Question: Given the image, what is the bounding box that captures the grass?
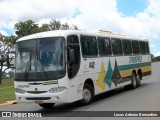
[0,79,15,104]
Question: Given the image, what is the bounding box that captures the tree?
[14,19,79,38]
[3,35,17,45]
[155,56,160,61]
[0,33,14,84]
[49,19,61,30]
[69,24,79,30]
[61,22,69,30]
[8,70,14,78]
[151,54,155,62]
[39,23,50,32]
[14,20,39,38]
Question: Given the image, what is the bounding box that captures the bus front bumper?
[15,89,70,104]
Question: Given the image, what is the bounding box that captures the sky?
[0,0,160,56]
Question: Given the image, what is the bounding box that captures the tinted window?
[81,36,97,56]
[67,35,79,44]
[146,42,150,54]
[97,37,111,56]
[139,41,147,54]
[111,38,123,55]
[132,40,140,54]
[122,39,132,55]
[67,35,80,79]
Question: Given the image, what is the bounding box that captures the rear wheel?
[38,103,55,109]
[136,74,141,87]
[80,84,94,105]
[130,73,137,89]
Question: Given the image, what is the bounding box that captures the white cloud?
[0,0,160,46]
[0,0,77,21]
[0,30,9,36]
[147,0,160,16]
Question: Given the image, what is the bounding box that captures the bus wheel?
[130,73,137,89]
[136,74,141,87]
[80,84,94,105]
[38,103,55,109]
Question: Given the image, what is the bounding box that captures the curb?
[0,100,17,107]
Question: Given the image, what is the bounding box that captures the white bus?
[9,30,151,109]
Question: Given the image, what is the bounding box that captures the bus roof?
[17,30,148,42]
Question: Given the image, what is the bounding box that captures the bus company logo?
[129,56,142,63]
[2,112,11,117]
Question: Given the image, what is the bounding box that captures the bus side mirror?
[68,48,75,64]
[6,51,15,69]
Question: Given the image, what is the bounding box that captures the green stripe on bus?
[118,62,151,71]
[43,81,58,85]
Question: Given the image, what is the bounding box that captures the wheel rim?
[133,75,136,86]
[83,89,91,103]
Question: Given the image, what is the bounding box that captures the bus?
[8,30,151,109]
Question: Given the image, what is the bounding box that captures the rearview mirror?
[6,51,15,69]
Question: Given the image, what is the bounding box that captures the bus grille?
[26,91,47,94]
[26,97,51,100]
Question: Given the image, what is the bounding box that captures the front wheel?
[38,103,55,109]
[80,84,94,105]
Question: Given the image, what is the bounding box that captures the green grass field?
[0,79,15,104]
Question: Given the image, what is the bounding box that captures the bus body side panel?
[75,54,151,96]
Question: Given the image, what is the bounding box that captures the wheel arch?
[137,69,142,80]
[84,78,95,95]
[132,70,137,76]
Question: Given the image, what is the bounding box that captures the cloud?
[0,0,160,45]
[0,0,78,21]
[0,30,9,36]
[69,0,160,40]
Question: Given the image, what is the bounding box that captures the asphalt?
[0,62,160,120]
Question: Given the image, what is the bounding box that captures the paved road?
[0,62,160,120]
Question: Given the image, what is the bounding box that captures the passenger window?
[97,37,111,56]
[139,41,147,54]
[111,38,123,55]
[146,42,150,54]
[81,36,97,57]
[122,39,132,55]
[132,41,140,54]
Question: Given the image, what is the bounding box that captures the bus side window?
[81,36,97,57]
[67,35,80,79]
[111,38,123,55]
[139,41,147,54]
[122,39,132,55]
[146,41,150,54]
[97,37,111,56]
[132,40,140,55]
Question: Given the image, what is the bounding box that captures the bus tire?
[38,103,55,109]
[136,74,141,87]
[130,73,137,89]
[80,84,94,105]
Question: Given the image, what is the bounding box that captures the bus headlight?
[49,87,67,93]
[15,88,25,94]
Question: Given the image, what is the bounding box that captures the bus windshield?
[15,37,65,81]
